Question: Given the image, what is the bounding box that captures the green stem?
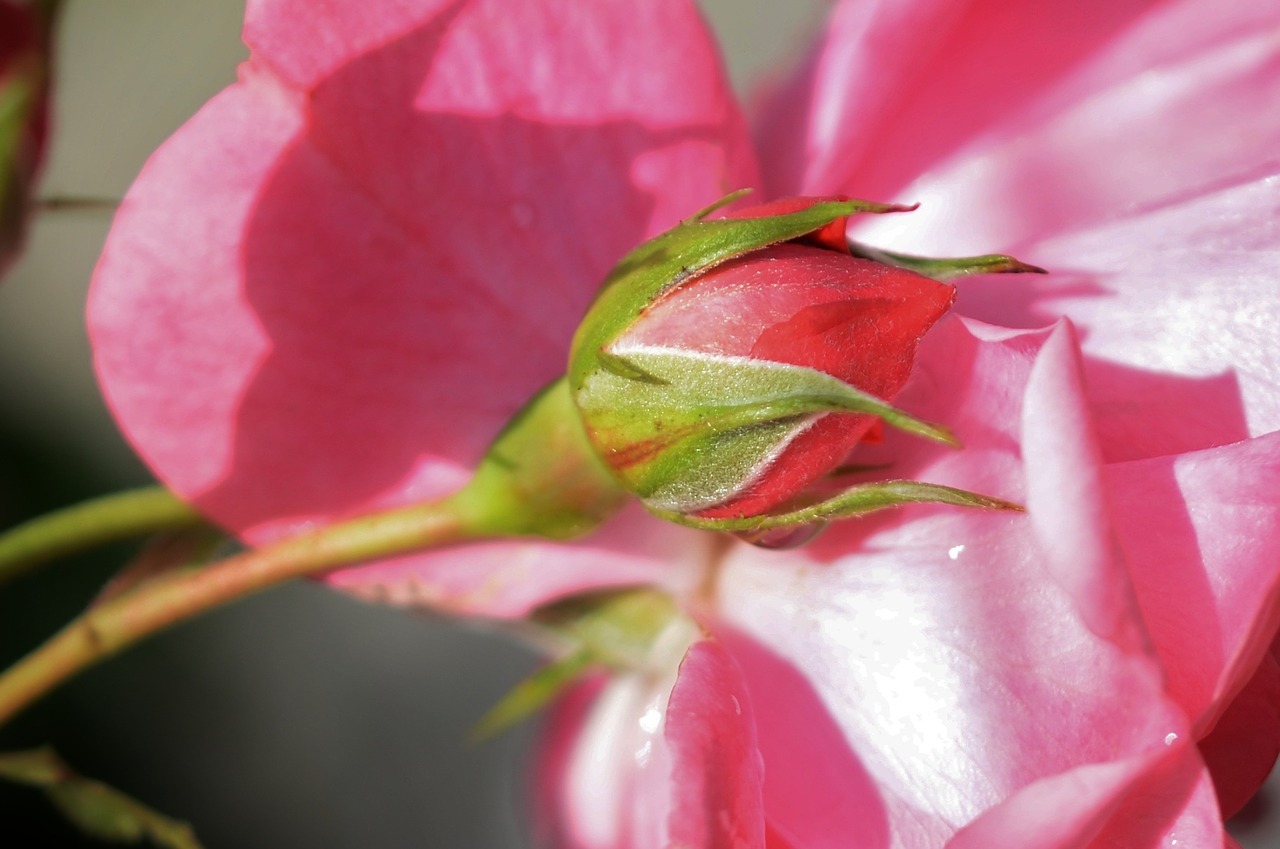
[0,494,479,727]
[0,487,205,588]
[0,377,625,728]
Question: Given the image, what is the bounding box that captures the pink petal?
[958,173,1280,461]
[325,504,712,618]
[715,628,889,849]
[88,0,757,612]
[946,741,1225,849]
[1198,649,1280,818]
[534,635,766,849]
[769,0,1280,459]
[764,0,1280,226]
[714,319,1191,845]
[533,665,675,849]
[1106,431,1280,734]
[665,640,766,849]
[529,674,607,849]
[753,0,968,198]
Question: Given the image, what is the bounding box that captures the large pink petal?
[764,0,1280,226]
[325,504,712,618]
[946,741,1225,849]
[530,674,606,849]
[88,0,757,612]
[533,635,765,849]
[957,173,1280,461]
[1106,431,1280,734]
[715,628,890,849]
[753,0,971,199]
[770,0,1280,459]
[665,640,766,849]
[1198,648,1280,818]
[713,319,1193,845]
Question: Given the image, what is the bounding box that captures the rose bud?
[568,195,1021,536]
[0,0,55,277]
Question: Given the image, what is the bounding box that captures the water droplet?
[739,522,827,550]
[948,544,965,561]
[1164,732,1178,746]
[639,707,662,734]
[731,695,742,716]
[635,740,652,767]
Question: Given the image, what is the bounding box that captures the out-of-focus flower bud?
[0,0,55,277]
[568,195,1017,536]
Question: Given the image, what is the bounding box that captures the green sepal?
[533,587,683,668]
[471,589,682,738]
[569,193,912,391]
[0,747,203,849]
[596,348,668,384]
[683,188,754,223]
[848,242,1047,281]
[469,649,593,742]
[652,479,1023,532]
[445,376,627,539]
[576,347,956,512]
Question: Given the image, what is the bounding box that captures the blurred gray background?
[0,1,1275,847]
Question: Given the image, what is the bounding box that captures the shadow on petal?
[717,625,891,849]
[198,6,749,538]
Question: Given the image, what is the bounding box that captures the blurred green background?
[1,2,1276,847]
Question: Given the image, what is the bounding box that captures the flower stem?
[0,495,477,727]
[0,487,205,588]
[0,377,625,728]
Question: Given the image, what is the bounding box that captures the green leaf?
[848,242,1047,281]
[470,650,593,741]
[471,589,684,738]
[0,747,203,849]
[652,479,1023,532]
[533,588,682,668]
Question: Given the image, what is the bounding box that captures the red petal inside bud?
[0,7,38,59]
[623,243,955,518]
[728,195,854,253]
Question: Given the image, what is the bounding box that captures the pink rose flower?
[758,0,1280,464]
[540,317,1280,847]
[86,0,1280,846]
